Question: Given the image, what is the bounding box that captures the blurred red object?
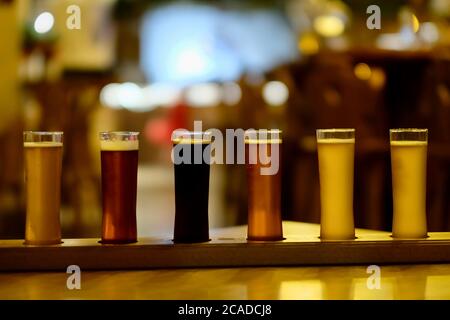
[144,100,188,147]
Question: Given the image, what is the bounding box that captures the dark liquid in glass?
[101,150,138,243]
[173,142,210,243]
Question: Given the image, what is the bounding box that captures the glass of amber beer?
[245,129,283,241]
[317,129,355,240]
[24,131,63,245]
[100,131,139,244]
[390,128,428,239]
[172,130,211,243]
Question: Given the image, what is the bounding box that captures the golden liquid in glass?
[24,142,62,245]
[390,140,427,238]
[317,138,355,240]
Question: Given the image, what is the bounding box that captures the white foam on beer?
[245,139,282,144]
[24,142,63,147]
[172,138,210,144]
[100,140,139,151]
[390,140,427,147]
[317,138,355,144]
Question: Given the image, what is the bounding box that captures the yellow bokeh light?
[412,14,420,33]
[369,68,386,89]
[298,33,319,55]
[314,15,345,38]
[354,63,372,81]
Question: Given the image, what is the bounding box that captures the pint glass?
[245,129,283,241]
[100,131,139,243]
[172,131,211,243]
[24,131,63,245]
[317,129,355,240]
[390,128,428,239]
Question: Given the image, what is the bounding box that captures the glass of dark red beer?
[172,130,211,243]
[100,131,139,244]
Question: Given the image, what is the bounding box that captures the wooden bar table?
[0,222,449,299]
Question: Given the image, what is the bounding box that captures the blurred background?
[0,0,449,239]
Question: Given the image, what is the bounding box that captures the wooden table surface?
[0,222,449,300]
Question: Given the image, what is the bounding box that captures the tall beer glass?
[245,129,283,241]
[24,131,63,245]
[100,132,139,243]
[317,129,355,240]
[390,128,428,239]
[172,131,211,243]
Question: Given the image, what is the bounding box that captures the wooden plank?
[1,222,449,271]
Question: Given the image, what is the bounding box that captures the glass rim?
[316,128,355,133]
[244,129,282,134]
[389,128,428,142]
[171,130,212,143]
[244,129,283,138]
[99,131,139,136]
[23,131,64,136]
[244,129,282,144]
[389,128,428,133]
[316,128,355,141]
[99,131,139,140]
[172,130,211,135]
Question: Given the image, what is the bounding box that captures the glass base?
[172,238,211,244]
[390,234,429,240]
[319,235,357,241]
[247,236,285,241]
[99,239,137,244]
[24,240,63,245]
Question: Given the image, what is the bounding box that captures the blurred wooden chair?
[426,57,450,231]
[0,121,25,238]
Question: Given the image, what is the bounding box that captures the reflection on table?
[0,264,449,300]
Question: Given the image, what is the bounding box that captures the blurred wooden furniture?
[0,121,25,238]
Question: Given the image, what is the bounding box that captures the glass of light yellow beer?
[317,129,355,240]
[390,128,428,239]
[23,131,63,245]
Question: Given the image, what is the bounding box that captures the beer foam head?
[316,138,355,144]
[390,140,427,146]
[244,129,282,144]
[24,141,63,148]
[171,130,211,144]
[23,131,63,147]
[172,138,211,144]
[316,128,355,142]
[245,138,282,144]
[100,132,139,150]
[100,140,139,151]
[390,128,428,144]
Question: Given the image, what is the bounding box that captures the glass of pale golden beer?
[245,129,283,241]
[172,131,211,243]
[317,128,355,240]
[100,131,139,244]
[24,131,63,245]
[390,128,428,239]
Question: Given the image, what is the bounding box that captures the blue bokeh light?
[140,3,298,86]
